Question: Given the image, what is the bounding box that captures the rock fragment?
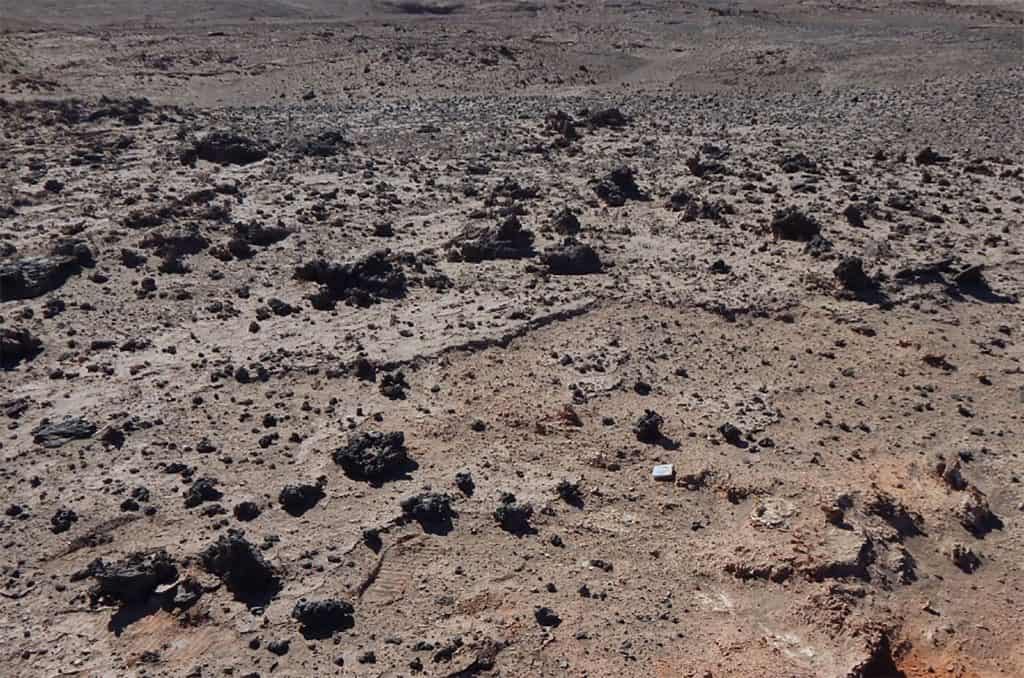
[770,207,821,241]
[292,598,355,637]
[32,417,96,448]
[333,431,413,482]
[593,166,648,207]
[199,530,281,603]
[446,216,535,262]
[0,327,43,368]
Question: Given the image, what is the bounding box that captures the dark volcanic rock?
[379,371,409,400]
[295,250,407,309]
[295,131,350,157]
[333,431,413,482]
[278,479,326,517]
[32,417,96,448]
[183,477,223,508]
[779,152,819,174]
[455,470,475,496]
[0,255,83,301]
[534,606,562,627]
[494,493,534,534]
[950,543,981,573]
[51,508,78,533]
[199,530,281,603]
[550,207,581,235]
[633,410,664,444]
[955,488,1001,536]
[292,598,355,637]
[87,549,178,606]
[770,207,821,241]
[915,147,949,165]
[587,107,628,128]
[233,501,261,521]
[234,221,291,248]
[593,166,648,207]
[834,257,874,291]
[447,216,535,262]
[541,239,603,275]
[1,327,43,368]
[400,492,456,533]
[181,131,268,166]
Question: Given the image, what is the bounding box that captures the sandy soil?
[1,1,1023,676]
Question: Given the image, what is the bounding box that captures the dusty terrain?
[1,1,1023,676]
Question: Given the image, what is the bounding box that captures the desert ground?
[1,1,1023,676]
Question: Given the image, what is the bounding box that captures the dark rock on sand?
[32,417,97,448]
[400,492,456,533]
[183,477,223,508]
[86,549,178,606]
[0,254,84,301]
[541,239,603,275]
[770,207,821,241]
[295,250,407,309]
[593,166,648,207]
[292,598,355,637]
[199,530,281,603]
[1,327,43,368]
[633,410,664,444]
[278,479,326,517]
[447,216,535,262]
[494,493,534,534]
[333,431,413,482]
[181,131,268,166]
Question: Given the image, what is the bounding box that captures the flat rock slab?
[32,417,97,448]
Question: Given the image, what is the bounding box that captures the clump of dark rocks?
[541,239,603,275]
[199,530,281,603]
[333,431,413,482]
[593,166,648,207]
[494,493,534,534]
[180,131,268,166]
[447,215,535,262]
[292,598,355,638]
[138,224,209,273]
[485,177,540,207]
[770,207,821,241]
[545,110,579,144]
[278,478,326,517]
[295,250,407,310]
[51,508,78,533]
[400,492,456,533]
[379,371,409,400]
[633,409,664,444]
[83,549,178,607]
[214,221,292,261]
[183,477,223,508]
[686,152,730,178]
[1,327,43,368]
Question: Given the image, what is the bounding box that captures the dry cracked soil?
[1,1,1023,676]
